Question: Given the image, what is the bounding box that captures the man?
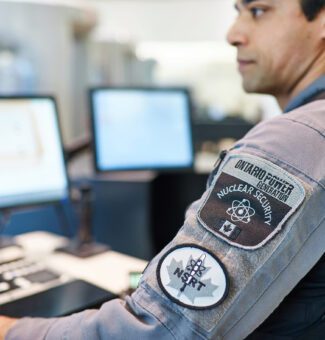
[1,0,324,339]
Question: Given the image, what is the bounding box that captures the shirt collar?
[284,76,325,113]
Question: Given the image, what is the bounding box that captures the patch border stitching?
[156,243,230,310]
[197,153,306,250]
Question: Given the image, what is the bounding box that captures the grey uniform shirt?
[7,101,325,340]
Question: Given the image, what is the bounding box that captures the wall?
[92,0,236,42]
[0,1,95,143]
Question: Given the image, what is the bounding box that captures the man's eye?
[250,7,265,18]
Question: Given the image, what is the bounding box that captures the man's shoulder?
[234,101,325,184]
[283,100,325,134]
[244,99,325,141]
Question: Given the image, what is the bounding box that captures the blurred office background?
[0,0,281,260]
[0,0,280,143]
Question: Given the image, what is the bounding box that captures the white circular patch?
[157,244,229,309]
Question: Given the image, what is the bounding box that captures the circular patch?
[157,244,229,310]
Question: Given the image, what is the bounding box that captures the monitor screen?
[90,87,194,171]
[0,96,69,209]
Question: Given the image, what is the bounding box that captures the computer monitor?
[0,96,69,209]
[89,87,194,172]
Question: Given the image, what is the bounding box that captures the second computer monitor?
[90,87,194,172]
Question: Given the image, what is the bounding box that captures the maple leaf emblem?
[166,253,218,303]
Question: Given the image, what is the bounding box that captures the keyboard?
[0,247,117,317]
[0,255,71,305]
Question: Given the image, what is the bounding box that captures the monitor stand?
[58,239,109,258]
[57,183,109,258]
[0,209,19,249]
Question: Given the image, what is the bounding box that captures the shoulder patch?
[198,154,305,250]
[157,244,229,310]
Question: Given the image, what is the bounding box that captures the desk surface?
[12,231,148,295]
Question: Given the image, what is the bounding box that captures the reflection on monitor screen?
[0,97,68,209]
[90,87,194,171]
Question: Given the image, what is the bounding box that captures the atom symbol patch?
[198,154,306,249]
[226,199,255,223]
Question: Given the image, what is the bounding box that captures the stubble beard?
[241,72,274,95]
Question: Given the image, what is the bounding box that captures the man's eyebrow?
[234,0,261,11]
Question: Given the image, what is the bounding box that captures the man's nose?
[226,19,248,47]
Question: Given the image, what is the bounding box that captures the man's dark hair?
[300,0,325,20]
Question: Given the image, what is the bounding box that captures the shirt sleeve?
[6,110,325,340]
[6,296,179,340]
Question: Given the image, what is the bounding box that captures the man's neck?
[276,53,325,110]
[276,95,290,111]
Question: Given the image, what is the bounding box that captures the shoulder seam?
[282,117,325,138]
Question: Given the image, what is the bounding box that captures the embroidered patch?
[157,244,229,309]
[198,154,305,250]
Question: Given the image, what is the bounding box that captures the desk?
[10,231,148,295]
[0,232,148,317]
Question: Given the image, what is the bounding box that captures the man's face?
[227,0,324,98]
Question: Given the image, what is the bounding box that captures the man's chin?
[242,80,267,94]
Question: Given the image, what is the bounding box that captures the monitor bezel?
[89,86,195,173]
[0,94,70,210]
